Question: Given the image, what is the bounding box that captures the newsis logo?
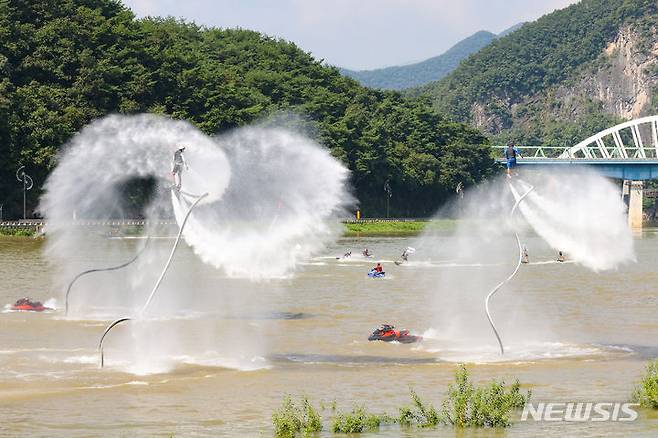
[521,402,639,422]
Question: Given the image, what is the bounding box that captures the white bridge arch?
[560,115,658,159]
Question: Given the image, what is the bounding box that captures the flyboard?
[484,180,534,355]
[394,247,416,265]
[98,188,208,367]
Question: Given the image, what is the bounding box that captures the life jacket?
[507,146,516,159]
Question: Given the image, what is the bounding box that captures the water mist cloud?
[512,170,634,271]
[419,169,634,361]
[40,114,351,312]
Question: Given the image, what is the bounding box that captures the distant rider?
[363,248,370,257]
[557,251,565,262]
[504,142,522,178]
[521,245,529,264]
[171,146,189,189]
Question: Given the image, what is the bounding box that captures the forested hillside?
[415,0,657,147]
[0,0,494,218]
[340,31,497,90]
[340,25,524,91]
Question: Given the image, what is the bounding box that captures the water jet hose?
[98,192,208,368]
[65,237,151,316]
[140,192,208,315]
[484,183,534,355]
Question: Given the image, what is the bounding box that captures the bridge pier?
[623,180,643,230]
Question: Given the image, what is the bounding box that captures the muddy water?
[1,233,657,436]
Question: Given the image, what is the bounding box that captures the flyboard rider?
[504,141,522,178]
[171,146,189,189]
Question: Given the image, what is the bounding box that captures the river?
[1,233,657,436]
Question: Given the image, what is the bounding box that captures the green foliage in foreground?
[272,366,531,435]
[441,364,531,428]
[331,406,394,434]
[272,396,322,437]
[398,390,440,427]
[632,359,658,409]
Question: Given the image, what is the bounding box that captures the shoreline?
[1,219,455,239]
[5,219,658,239]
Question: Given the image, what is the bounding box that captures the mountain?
[415,0,658,147]
[340,25,524,90]
[0,0,493,218]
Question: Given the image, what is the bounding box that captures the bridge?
[494,115,658,228]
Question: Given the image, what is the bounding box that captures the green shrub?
[632,359,658,409]
[397,390,440,427]
[397,406,415,426]
[331,406,391,434]
[440,364,531,428]
[303,398,322,433]
[272,396,322,437]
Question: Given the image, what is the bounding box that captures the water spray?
[484,182,534,355]
[64,237,151,316]
[38,114,350,371]
[98,191,208,368]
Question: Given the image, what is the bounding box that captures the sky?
[122,0,580,70]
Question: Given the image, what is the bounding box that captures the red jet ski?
[10,298,51,312]
[368,324,422,344]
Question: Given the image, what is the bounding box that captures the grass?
[440,364,531,428]
[343,219,455,236]
[0,227,35,237]
[632,359,658,409]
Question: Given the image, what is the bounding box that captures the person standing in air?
[504,141,522,178]
[172,146,189,189]
[521,245,529,264]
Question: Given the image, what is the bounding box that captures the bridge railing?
[492,146,657,160]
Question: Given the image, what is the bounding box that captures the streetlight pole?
[384,179,392,218]
[16,166,34,220]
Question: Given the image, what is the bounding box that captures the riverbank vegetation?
[0,227,35,237]
[272,365,531,436]
[632,359,658,409]
[343,219,455,236]
[272,396,323,436]
[0,0,495,219]
[440,364,531,427]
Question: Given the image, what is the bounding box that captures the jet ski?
[367,270,385,278]
[10,297,51,312]
[368,324,422,344]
